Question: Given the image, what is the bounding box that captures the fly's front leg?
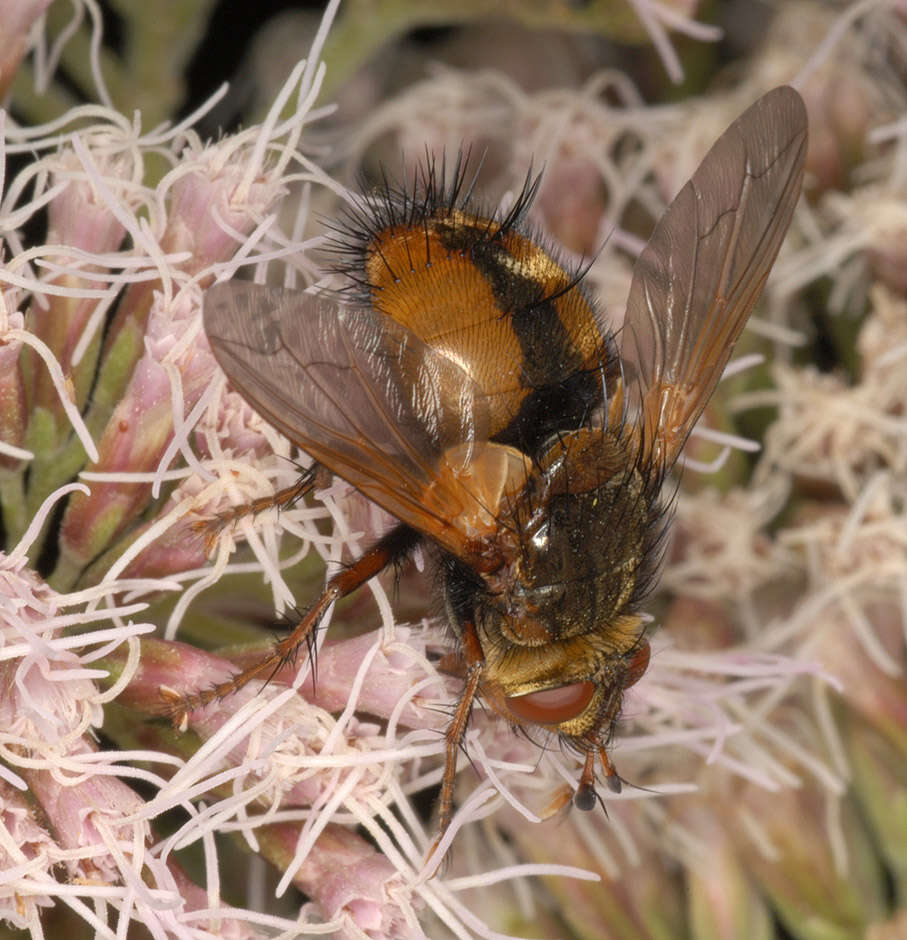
[434,618,486,846]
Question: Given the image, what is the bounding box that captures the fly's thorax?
[485,427,664,646]
[508,474,647,635]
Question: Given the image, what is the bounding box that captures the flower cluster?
[1,1,906,938]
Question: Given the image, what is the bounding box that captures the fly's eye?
[624,640,651,688]
[506,680,596,725]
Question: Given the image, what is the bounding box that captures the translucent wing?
[621,85,808,466]
[204,282,503,559]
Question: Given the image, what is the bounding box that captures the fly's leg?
[427,618,485,863]
[162,523,421,724]
[208,476,312,528]
[195,464,331,546]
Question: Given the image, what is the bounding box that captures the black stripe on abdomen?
[438,221,608,454]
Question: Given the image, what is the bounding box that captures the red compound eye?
[625,640,651,688]
[506,680,596,725]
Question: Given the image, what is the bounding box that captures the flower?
[2,0,906,937]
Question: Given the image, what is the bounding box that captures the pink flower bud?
[59,353,177,568]
[0,0,54,98]
[0,310,27,471]
[536,154,606,256]
[60,292,218,571]
[0,779,56,929]
[29,149,129,415]
[22,738,148,883]
[257,822,414,939]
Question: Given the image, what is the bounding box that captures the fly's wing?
[620,85,808,467]
[204,282,500,560]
